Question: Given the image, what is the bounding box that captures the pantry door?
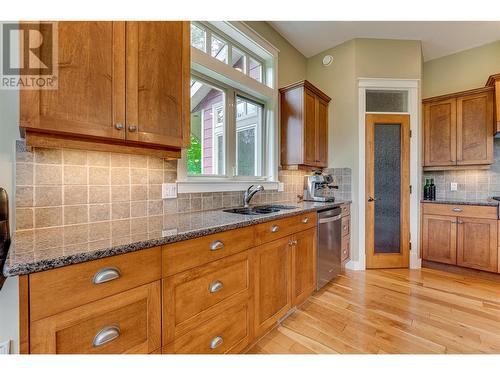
[365,114,410,268]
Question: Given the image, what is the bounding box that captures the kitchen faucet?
[243,185,264,207]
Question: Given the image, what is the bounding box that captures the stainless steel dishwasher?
[317,206,342,290]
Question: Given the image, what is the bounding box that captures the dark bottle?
[423,178,430,200]
[429,178,436,201]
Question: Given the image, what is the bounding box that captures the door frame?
[365,113,410,268]
[350,78,421,271]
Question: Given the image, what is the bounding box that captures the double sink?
[223,204,298,215]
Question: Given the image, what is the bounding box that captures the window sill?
[176,180,280,194]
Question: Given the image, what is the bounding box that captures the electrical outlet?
[450,182,458,191]
[0,340,10,354]
[162,183,177,199]
[278,182,285,192]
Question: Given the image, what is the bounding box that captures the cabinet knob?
[92,267,121,284]
[128,124,138,132]
[92,325,120,347]
[209,280,224,293]
[115,122,124,130]
[210,240,224,251]
[210,336,224,350]
[302,217,309,224]
[452,207,463,212]
[271,225,279,233]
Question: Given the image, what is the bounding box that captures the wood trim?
[25,131,181,159]
[485,73,500,87]
[365,114,410,269]
[125,21,139,143]
[423,165,491,171]
[422,86,494,103]
[18,275,30,354]
[181,21,191,148]
[279,80,331,103]
[113,21,126,140]
[422,202,498,220]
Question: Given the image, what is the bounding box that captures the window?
[249,57,262,83]
[188,79,225,176]
[190,23,206,52]
[211,35,228,64]
[236,97,264,176]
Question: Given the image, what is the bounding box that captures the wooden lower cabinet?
[457,217,498,272]
[30,281,161,354]
[422,214,457,265]
[254,236,292,338]
[291,228,317,306]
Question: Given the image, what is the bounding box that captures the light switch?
[450,182,458,191]
[162,183,177,199]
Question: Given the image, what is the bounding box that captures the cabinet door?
[303,89,317,166]
[254,237,292,337]
[457,217,498,272]
[421,214,457,265]
[126,22,190,148]
[423,99,457,166]
[30,281,161,354]
[456,91,494,165]
[291,227,317,306]
[316,97,328,167]
[20,21,126,140]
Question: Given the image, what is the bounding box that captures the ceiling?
[269,21,500,61]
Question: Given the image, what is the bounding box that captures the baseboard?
[345,259,364,270]
[422,260,500,282]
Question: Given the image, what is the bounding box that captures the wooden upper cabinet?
[423,86,494,170]
[20,21,189,158]
[20,22,126,140]
[486,73,500,133]
[280,80,331,169]
[126,22,190,148]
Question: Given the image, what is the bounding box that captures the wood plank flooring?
[249,268,500,354]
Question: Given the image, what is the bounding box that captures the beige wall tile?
[16,163,33,185]
[35,164,62,185]
[112,219,130,237]
[148,215,163,231]
[130,217,148,234]
[34,147,62,164]
[34,186,62,207]
[148,156,163,169]
[64,166,87,185]
[89,167,110,185]
[148,169,163,184]
[130,155,148,168]
[163,199,177,214]
[164,170,176,183]
[112,202,130,220]
[191,197,202,211]
[111,185,130,202]
[131,185,148,201]
[87,151,110,167]
[63,149,87,165]
[63,224,88,245]
[88,222,111,240]
[111,154,130,167]
[89,204,111,222]
[111,168,129,185]
[16,186,33,207]
[34,227,63,249]
[148,184,161,200]
[130,168,148,184]
[164,160,177,171]
[148,200,163,215]
[64,185,88,205]
[89,186,110,204]
[131,201,147,218]
[64,205,88,225]
[34,207,62,228]
[16,208,33,230]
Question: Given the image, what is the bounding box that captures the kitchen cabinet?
[20,21,189,159]
[291,227,317,306]
[340,203,351,268]
[421,203,498,272]
[280,80,331,169]
[486,73,500,133]
[423,87,493,170]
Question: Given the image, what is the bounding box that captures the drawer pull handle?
[302,217,309,224]
[452,208,463,212]
[93,267,121,284]
[92,325,120,347]
[210,240,224,251]
[210,336,224,350]
[271,225,279,233]
[209,280,224,293]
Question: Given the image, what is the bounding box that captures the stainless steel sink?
[223,204,298,215]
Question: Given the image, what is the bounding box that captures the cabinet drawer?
[341,235,350,261]
[30,281,161,354]
[341,204,350,217]
[163,226,255,277]
[163,302,250,354]
[342,216,350,237]
[422,203,497,219]
[255,213,316,244]
[163,251,251,343]
[29,247,161,321]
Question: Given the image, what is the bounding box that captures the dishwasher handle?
[319,214,342,224]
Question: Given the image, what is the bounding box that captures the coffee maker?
[303,171,338,202]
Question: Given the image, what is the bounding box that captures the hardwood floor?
[248,268,500,354]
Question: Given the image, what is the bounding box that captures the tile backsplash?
[423,138,500,200]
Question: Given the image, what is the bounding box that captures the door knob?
[367,196,377,202]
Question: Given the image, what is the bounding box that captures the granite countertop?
[3,200,350,277]
[420,198,499,207]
